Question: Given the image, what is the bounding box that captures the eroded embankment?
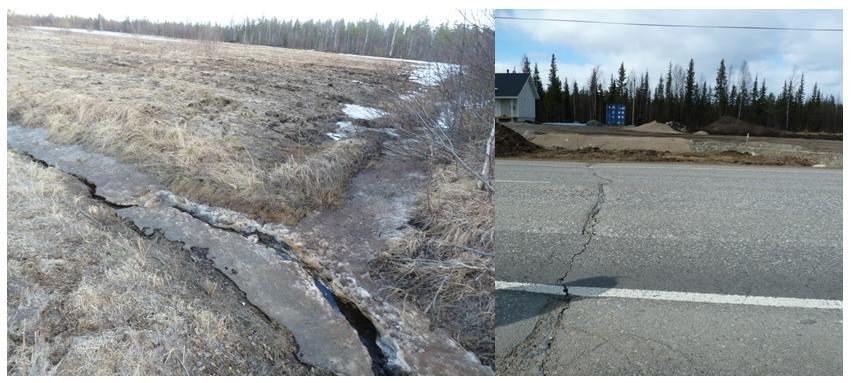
[7,121,489,375]
[7,122,373,375]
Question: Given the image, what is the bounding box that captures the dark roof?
[495,73,532,97]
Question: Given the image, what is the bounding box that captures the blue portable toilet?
[606,104,626,126]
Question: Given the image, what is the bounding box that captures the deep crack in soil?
[7,145,388,375]
[8,122,488,375]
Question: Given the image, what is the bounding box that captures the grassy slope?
[7,27,404,222]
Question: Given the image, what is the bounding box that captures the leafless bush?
[369,10,496,367]
[371,165,494,367]
[381,10,495,191]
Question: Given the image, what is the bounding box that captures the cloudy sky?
[495,9,843,99]
[7,0,465,26]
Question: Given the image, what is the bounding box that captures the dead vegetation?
[6,151,318,375]
[364,12,496,367]
[371,165,494,367]
[7,27,407,222]
[269,138,379,214]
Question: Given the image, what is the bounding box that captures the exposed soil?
[501,122,841,167]
[703,116,843,140]
[504,147,816,167]
[6,151,318,376]
[703,116,781,136]
[495,123,540,157]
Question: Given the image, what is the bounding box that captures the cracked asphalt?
[495,160,843,375]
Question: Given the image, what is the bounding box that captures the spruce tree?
[715,59,728,116]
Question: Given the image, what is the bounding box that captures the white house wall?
[516,83,536,121]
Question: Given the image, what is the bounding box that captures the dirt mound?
[496,124,541,156]
[520,147,815,167]
[624,121,680,134]
[704,116,779,136]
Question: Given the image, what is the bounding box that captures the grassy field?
[6,151,318,375]
[7,27,412,222]
[8,26,495,372]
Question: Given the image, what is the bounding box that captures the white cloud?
[498,9,842,97]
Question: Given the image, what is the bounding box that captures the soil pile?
[520,147,815,167]
[496,123,541,156]
[704,116,778,136]
[625,121,680,134]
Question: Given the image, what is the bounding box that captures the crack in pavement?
[557,165,614,293]
[499,299,568,375]
[537,305,570,375]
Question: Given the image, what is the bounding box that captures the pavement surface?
[495,159,843,375]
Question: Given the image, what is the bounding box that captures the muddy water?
[294,140,491,375]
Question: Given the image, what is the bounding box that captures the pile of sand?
[624,121,680,134]
[693,130,709,135]
[496,124,541,156]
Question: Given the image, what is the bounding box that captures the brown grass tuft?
[370,165,495,367]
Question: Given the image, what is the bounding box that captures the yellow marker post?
[746,132,750,144]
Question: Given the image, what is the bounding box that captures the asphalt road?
[495,159,843,375]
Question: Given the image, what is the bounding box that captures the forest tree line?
[515,54,842,133]
[8,12,475,62]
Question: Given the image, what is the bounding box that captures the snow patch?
[382,128,400,138]
[327,121,363,141]
[409,62,459,87]
[30,26,181,42]
[399,92,420,100]
[545,122,586,126]
[342,104,386,120]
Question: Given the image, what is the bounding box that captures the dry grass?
[7,27,407,222]
[269,138,379,215]
[6,151,316,375]
[370,165,495,367]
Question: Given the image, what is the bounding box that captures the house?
[495,72,540,122]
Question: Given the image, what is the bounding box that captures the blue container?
[606,103,626,126]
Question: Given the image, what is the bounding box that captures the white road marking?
[496,281,842,310]
[495,179,550,184]
[592,164,839,174]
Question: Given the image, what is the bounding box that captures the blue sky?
[495,9,843,99]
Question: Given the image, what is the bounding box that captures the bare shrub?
[371,166,495,367]
[369,10,496,367]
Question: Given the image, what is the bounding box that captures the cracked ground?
[495,159,842,375]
